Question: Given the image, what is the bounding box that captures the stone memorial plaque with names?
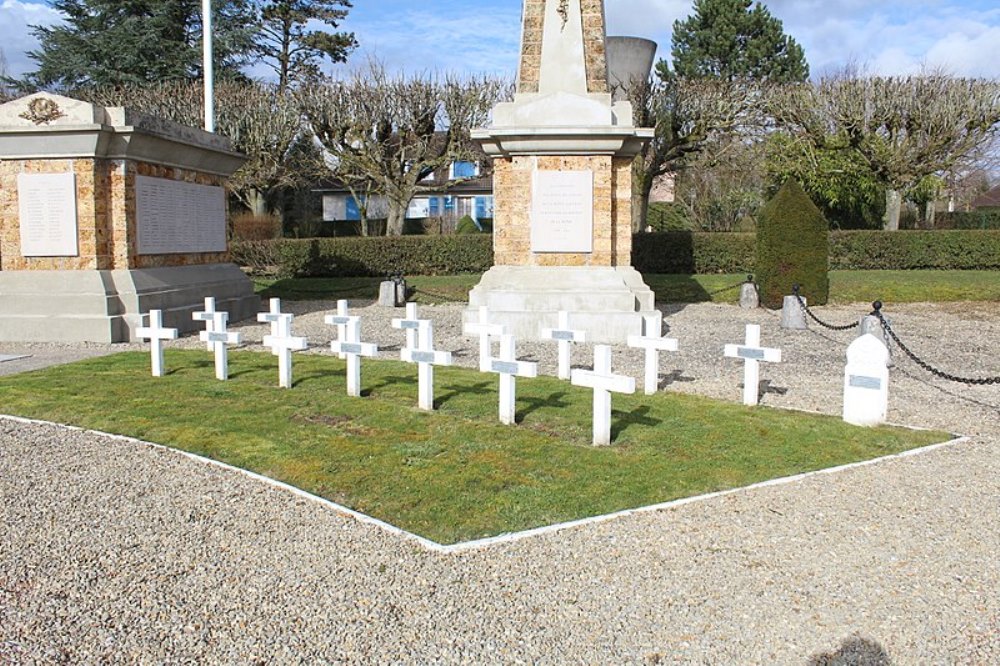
[849,375,882,390]
[17,173,79,257]
[531,170,593,253]
[136,176,227,255]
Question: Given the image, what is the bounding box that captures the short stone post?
[724,324,782,406]
[192,297,217,352]
[324,300,350,359]
[739,275,759,309]
[463,306,505,373]
[330,317,379,397]
[843,334,890,426]
[541,310,586,380]
[780,285,808,330]
[400,320,453,411]
[200,311,241,381]
[136,309,178,377]
[626,312,679,395]
[378,280,397,307]
[488,334,538,425]
[571,345,636,446]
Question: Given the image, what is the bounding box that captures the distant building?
[317,160,494,226]
[972,183,1000,210]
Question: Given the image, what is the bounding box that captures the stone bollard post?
[378,281,397,307]
[739,275,759,309]
[780,285,808,329]
[394,277,407,304]
[858,301,892,366]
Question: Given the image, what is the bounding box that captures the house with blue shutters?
[318,159,495,229]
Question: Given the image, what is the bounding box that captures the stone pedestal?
[467,0,655,343]
[739,283,759,309]
[0,93,258,342]
[780,295,808,329]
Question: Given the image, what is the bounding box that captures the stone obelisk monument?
[467,0,656,343]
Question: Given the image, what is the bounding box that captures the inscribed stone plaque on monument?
[531,170,593,253]
[17,173,79,257]
[136,176,227,255]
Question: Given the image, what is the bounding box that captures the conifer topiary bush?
[756,180,830,308]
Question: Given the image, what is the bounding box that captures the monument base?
[465,266,656,343]
[0,263,258,343]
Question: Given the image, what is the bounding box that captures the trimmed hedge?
[936,210,1000,230]
[231,230,1000,278]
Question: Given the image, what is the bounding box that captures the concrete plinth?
[0,263,257,343]
[780,295,808,329]
[466,266,655,343]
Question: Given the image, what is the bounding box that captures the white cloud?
[0,0,62,78]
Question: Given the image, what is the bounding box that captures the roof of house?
[972,183,1000,209]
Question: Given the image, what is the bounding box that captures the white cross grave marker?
[724,324,782,406]
[262,313,308,389]
[391,302,421,351]
[488,334,538,425]
[400,320,453,411]
[464,306,505,372]
[193,296,217,352]
[541,310,586,380]
[843,333,890,427]
[136,309,178,377]
[200,311,242,381]
[330,317,379,397]
[257,298,287,356]
[627,312,679,395]
[571,345,636,446]
[323,299,351,359]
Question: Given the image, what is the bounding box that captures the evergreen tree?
[658,0,808,83]
[22,0,257,90]
[255,1,357,92]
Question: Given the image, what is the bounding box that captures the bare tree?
[297,64,506,236]
[773,74,1000,230]
[626,76,763,232]
[0,49,15,102]
[78,81,310,217]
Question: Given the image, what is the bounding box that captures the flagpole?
[203,0,215,132]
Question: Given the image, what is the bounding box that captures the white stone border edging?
[0,413,968,555]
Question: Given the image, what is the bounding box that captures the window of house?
[449,161,478,179]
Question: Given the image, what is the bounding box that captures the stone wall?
[518,0,609,94]
[0,158,229,272]
[492,154,633,267]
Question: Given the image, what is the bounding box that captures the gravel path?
[2,300,999,663]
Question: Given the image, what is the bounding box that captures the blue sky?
[3,0,1000,80]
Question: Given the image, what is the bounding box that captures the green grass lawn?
[0,351,948,544]
[256,270,1000,305]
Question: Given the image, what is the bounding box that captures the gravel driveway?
[2,300,998,664]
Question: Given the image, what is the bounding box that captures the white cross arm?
[627,335,679,352]
[542,328,586,343]
[464,322,504,337]
[193,311,215,322]
[263,334,308,351]
[489,358,538,378]
[571,369,636,394]
[392,318,424,330]
[137,326,178,340]
[401,348,452,365]
[331,340,379,356]
[202,330,242,345]
[724,344,781,363]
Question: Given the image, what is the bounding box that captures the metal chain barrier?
[872,302,1000,386]
[792,284,859,331]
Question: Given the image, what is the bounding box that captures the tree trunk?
[884,189,902,231]
[248,189,268,217]
[925,200,936,229]
[632,164,654,233]
[386,204,407,236]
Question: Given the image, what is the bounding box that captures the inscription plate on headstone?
[339,343,364,355]
[531,170,593,253]
[737,347,766,361]
[17,173,78,257]
[849,375,882,390]
[551,330,576,341]
[410,351,438,364]
[491,360,520,374]
[136,176,227,255]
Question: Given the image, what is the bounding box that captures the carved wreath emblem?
[557,0,569,29]
[19,98,65,125]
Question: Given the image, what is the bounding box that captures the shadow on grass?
[515,391,572,423]
[611,405,661,440]
[436,381,493,409]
